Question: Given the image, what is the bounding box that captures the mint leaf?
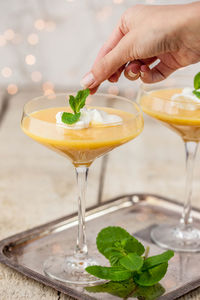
[69,95,76,114]
[142,250,174,271]
[120,253,144,271]
[123,238,145,256]
[85,280,165,299]
[96,227,145,261]
[193,90,200,99]
[194,72,200,90]
[108,251,124,266]
[85,266,132,281]
[75,88,90,112]
[134,283,165,300]
[62,112,81,124]
[64,88,90,124]
[134,262,168,286]
[85,279,136,298]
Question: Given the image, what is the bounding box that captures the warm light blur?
[7,84,18,95]
[31,71,42,82]
[34,19,45,31]
[108,86,119,95]
[44,89,55,96]
[1,67,12,78]
[113,0,124,4]
[4,29,15,40]
[42,81,54,91]
[25,54,36,65]
[27,33,39,45]
[0,35,6,47]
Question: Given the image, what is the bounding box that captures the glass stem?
[180,142,199,228]
[75,166,89,260]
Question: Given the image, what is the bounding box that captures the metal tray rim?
[1,193,200,300]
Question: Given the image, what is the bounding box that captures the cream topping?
[56,107,122,129]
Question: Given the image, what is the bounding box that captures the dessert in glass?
[21,91,143,285]
[139,74,200,252]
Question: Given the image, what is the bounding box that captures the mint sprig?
[193,72,200,99]
[86,226,174,299]
[62,88,90,125]
[86,280,165,300]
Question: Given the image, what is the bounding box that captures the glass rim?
[23,92,143,121]
[141,86,200,106]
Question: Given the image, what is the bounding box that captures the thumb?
[81,34,132,89]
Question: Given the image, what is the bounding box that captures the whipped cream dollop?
[171,87,200,103]
[170,87,200,110]
[56,107,122,129]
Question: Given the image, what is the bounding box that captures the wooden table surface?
[0,91,200,300]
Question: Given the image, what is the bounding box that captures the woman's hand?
[80,2,200,93]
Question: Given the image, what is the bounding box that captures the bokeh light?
[1,67,12,78]
[4,29,15,41]
[0,35,7,47]
[27,33,39,45]
[31,71,42,82]
[43,81,54,96]
[44,89,55,96]
[34,19,45,31]
[113,0,124,4]
[25,54,36,65]
[43,81,54,91]
[108,86,119,95]
[7,84,18,95]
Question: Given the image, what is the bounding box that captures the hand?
[80,2,200,93]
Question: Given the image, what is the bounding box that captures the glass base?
[43,255,105,286]
[151,224,200,252]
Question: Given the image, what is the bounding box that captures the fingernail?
[128,70,139,78]
[80,72,95,88]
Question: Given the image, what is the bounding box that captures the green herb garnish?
[193,72,200,99]
[86,226,174,299]
[86,280,165,300]
[62,88,90,125]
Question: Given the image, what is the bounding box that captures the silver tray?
[0,194,200,300]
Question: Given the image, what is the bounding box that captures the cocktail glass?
[21,92,143,285]
[139,76,200,252]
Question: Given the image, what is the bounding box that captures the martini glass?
[138,76,200,252]
[21,92,143,285]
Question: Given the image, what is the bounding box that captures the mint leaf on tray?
[85,226,174,300]
[85,266,132,281]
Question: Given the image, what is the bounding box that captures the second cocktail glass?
[139,76,200,252]
[21,92,143,285]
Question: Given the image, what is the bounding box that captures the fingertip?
[80,72,95,89]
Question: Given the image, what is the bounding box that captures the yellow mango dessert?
[22,106,143,167]
[140,88,200,142]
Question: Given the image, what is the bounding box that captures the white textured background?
[0,0,200,96]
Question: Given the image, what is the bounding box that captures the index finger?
[92,24,124,67]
